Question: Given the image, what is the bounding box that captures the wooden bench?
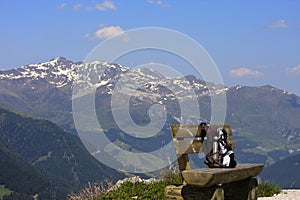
[165,124,264,200]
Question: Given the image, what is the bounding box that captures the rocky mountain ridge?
[0,57,228,97]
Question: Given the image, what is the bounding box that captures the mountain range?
[0,57,300,191]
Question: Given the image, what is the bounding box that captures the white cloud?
[95,0,116,11]
[72,3,82,10]
[95,26,124,40]
[85,25,125,41]
[287,64,300,74]
[59,1,116,11]
[229,68,264,77]
[267,19,289,29]
[146,0,170,7]
[58,3,67,9]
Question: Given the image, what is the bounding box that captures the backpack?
[204,128,237,168]
[199,122,208,141]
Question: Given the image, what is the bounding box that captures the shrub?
[257,182,281,197]
[162,164,182,185]
[67,181,114,200]
[161,166,182,185]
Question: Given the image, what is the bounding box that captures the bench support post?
[165,178,258,200]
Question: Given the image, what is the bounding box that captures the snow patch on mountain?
[236,85,243,90]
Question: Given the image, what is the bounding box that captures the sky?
[1,0,300,95]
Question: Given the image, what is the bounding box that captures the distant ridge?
[260,153,300,188]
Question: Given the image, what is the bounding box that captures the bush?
[161,167,182,185]
[67,181,114,200]
[257,182,281,197]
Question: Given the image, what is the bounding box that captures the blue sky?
[1,1,300,95]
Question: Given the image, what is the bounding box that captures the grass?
[0,185,12,200]
[98,181,169,200]
[257,181,281,197]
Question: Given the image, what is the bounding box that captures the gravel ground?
[258,190,300,200]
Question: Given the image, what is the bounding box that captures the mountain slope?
[0,138,67,199]
[225,85,300,164]
[0,105,125,197]
[260,153,300,188]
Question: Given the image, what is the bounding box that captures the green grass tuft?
[99,181,169,200]
[161,167,182,185]
[0,185,12,200]
[257,182,281,197]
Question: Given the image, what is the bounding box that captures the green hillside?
[0,137,68,199]
[0,106,125,198]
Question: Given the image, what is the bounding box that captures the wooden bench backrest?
[170,124,234,172]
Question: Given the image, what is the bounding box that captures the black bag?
[199,122,208,141]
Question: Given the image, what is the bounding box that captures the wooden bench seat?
[165,124,264,200]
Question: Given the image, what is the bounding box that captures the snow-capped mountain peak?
[0,57,131,88]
